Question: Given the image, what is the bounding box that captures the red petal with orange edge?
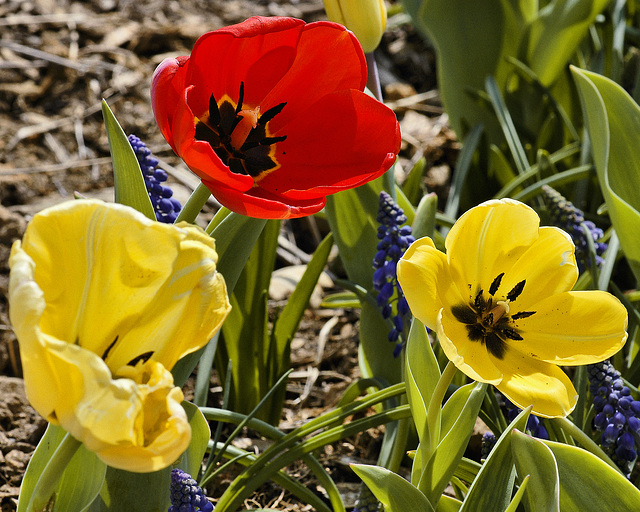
[257,89,400,198]
[203,179,326,219]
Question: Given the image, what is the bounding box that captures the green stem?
[27,432,82,512]
[174,182,211,224]
[553,416,621,473]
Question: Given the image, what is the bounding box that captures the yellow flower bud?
[323,0,387,53]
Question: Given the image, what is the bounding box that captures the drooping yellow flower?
[397,199,628,418]
[9,200,231,472]
[323,0,387,53]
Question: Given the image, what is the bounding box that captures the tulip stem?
[174,182,211,224]
[27,431,82,512]
[366,52,383,102]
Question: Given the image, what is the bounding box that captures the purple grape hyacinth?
[168,468,213,512]
[128,134,182,223]
[373,191,415,357]
[589,360,640,477]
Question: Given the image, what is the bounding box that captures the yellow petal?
[497,226,578,310]
[397,236,454,329]
[17,200,230,372]
[445,199,540,302]
[437,307,503,384]
[323,0,387,53]
[514,290,628,365]
[492,347,578,418]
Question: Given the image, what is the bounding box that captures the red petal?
[261,22,367,132]
[185,17,306,117]
[256,89,400,199]
[202,179,326,219]
[151,56,189,153]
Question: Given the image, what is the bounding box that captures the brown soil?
[0,0,457,509]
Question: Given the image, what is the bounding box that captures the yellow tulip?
[397,199,628,418]
[323,0,387,53]
[9,200,231,472]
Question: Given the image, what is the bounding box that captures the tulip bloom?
[397,199,628,418]
[9,200,231,471]
[323,0,387,53]
[151,16,401,219]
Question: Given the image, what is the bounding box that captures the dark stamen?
[500,328,523,341]
[512,310,536,320]
[474,290,486,312]
[208,94,221,126]
[485,332,507,359]
[260,135,287,146]
[489,273,504,296]
[235,82,245,114]
[127,351,154,367]
[506,280,526,301]
[101,335,119,361]
[259,102,287,125]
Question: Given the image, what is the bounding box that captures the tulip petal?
[514,291,628,365]
[204,178,326,219]
[151,56,189,153]
[10,243,189,471]
[496,226,578,310]
[493,347,578,418]
[16,200,230,372]
[185,17,306,116]
[257,89,400,197]
[446,199,540,300]
[397,237,450,329]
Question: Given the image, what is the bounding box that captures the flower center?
[193,82,287,179]
[450,273,536,360]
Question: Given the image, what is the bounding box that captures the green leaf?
[179,402,211,478]
[542,438,640,510]
[405,319,440,483]
[571,66,640,282]
[436,495,462,512]
[511,430,560,512]
[91,467,171,512]
[101,100,154,219]
[18,425,106,512]
[351,464,435,512]
[411,0,532,140]
[320,291,361,309]
[524,0,610,87]
[459,409,530,511]
[421,382,485,506]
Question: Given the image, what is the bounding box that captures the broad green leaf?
[412,0,532,140]
[542,439,640,510]
[179,402,211,478]
[572,67,640,282]
[18,425,106,512]
[101,100,154,219]
[91,467,170,512]
[459,409,530,511]
[351,464,435,512]
[420,382,486,506]
[511,430,560,512]
[436,495,462,512]
[405,319,440,484]
[524,0,610,87]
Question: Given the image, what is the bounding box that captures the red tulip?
[151,16,401,219]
